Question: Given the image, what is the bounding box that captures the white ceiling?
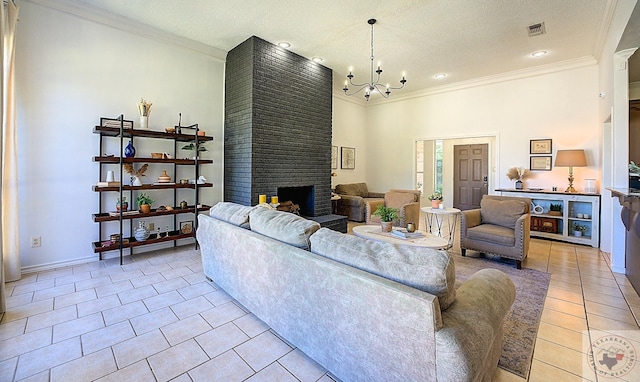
[69,0,619,99]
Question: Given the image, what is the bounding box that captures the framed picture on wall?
[530,156,552,171]
[530,139,552,154]
[331,146,338,169]
[341,147,355,169]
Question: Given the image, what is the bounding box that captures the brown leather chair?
[460,195,531,269]
[365,189,421,229]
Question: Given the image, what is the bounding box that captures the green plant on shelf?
[136,193,155,207]
[572,223,588,233]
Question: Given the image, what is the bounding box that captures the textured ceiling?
[69,0,629,98]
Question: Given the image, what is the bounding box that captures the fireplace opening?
[277,186,315,217]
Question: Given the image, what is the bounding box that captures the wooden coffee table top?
[352,225,449,249]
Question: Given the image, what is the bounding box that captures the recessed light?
[434,73,447,79]
[312,57,324,63]
[278,42,291,49]
[531,50,548,58]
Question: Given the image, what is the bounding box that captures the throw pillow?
[309,228,456,310]
[249,208,320,250]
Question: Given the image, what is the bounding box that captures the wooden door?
[454,144,488,210]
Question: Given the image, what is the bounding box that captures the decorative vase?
[140,116,149,130]
[381,221,393,232]
[431,200,441,209]
[116,201,128,212]
[515,180,523,189]
[158,170,171,183]
[406,223,416,233]
[134,221,150,241]
[130,176,142,186]
[124,140,136,158]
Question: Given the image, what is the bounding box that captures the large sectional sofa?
[197,202,516,382]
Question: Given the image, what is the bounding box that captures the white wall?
[331,97,367,189]
[356,65,601,195]
[16,2,225,271]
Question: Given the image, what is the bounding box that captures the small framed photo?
[530,139,552,154]
[530,156,552,171]
[331,146,338,169]
[180,221,194,234]
[341,147,355,169]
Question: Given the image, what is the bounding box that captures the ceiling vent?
[527,22,546,37]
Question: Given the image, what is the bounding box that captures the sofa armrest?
[435,268,516,379]
[337,194,364,206]
[514,213,531,255]
[460,209,481,235]
[399,201,420,229]
[367,191,385,198]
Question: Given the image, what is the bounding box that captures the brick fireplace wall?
[224,36,333,216]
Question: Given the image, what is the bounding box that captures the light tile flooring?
[1,220,639,381]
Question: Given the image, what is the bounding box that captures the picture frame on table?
[331,146,338,169]
[530,156,552,171]
[341,147,355,169]
[180,220,194,234]
[530,139,552,154]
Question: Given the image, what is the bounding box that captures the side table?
[420,207,461,249]
[331,194,341,214]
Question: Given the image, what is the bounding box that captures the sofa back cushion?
[384,191,418,208]
[249,207,320,250]
[480,198,527,229]
[209,202,253,227]
[336,183,369,197]
[310,228,456,310]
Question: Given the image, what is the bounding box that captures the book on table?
[390,229,424,239]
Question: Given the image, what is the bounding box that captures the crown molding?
[23,0,227,61]
[363,56,598,107]
[593,0,618,61]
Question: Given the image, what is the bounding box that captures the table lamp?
[554,149,587,193]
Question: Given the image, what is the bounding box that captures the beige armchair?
[460,195,531,269]
[335,183,385,222]
[366,189,421,229]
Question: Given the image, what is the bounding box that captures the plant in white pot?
[572,223,587,237]
[372,205,399,233]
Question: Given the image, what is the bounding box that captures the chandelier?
[343,19,407,101]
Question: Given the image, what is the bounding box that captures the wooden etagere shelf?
[92,116,212,264]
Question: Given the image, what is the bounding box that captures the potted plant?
[116,196,128,212]
[181,142,208,159]
[549,203,562,216]
[506,167,532,189]
[372,205,399,232]
[136,192,155,214]
[428,192,443,208]
[572,223,587,237]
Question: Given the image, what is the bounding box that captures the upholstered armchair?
[460,195,531,269]
[365,189,421,229]
[335,183,385,222]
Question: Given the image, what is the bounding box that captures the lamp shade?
[555,149,587,167]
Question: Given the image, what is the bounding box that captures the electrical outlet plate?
[31,236,41,247]
[148,223,155,231]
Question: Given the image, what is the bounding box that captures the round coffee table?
[352,225,449,249]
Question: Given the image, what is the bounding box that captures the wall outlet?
[31,236,41,247]
[148,223,155,231]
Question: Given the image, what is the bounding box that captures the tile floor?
[1,220,639,381]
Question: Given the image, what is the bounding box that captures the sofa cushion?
[480,198,526,229]
[249,208,321,250]
[310,228,456,310]
[466,224,516,246]
[209,202,253,227]
[336,183,369,197]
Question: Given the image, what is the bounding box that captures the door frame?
[413,133,499,208]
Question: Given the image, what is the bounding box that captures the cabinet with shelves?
[496,189,600,247]
[93,116,213,263]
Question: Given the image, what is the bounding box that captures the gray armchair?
[460,195,531,269]
[335,183,384,222]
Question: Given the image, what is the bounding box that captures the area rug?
[452,252,550,379]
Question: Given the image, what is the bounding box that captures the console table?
[496,189,600,247]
